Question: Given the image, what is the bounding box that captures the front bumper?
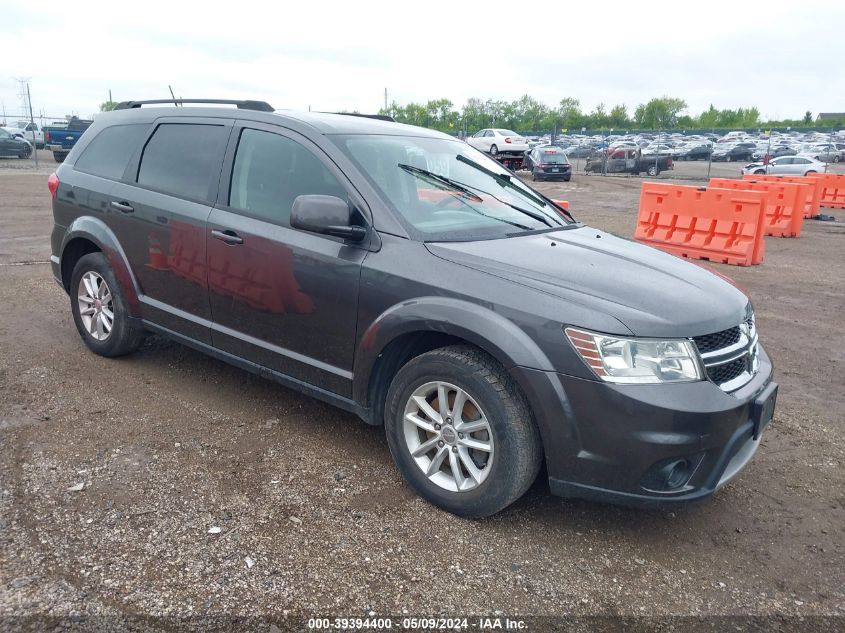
[510,345,776,507]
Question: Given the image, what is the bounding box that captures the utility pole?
[384,88,388,112]
[26,82,38,168]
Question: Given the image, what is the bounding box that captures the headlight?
[565,328,703,384]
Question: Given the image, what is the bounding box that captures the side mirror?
[290,194,367,242]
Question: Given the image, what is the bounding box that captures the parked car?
[50,98,776,518]
[640,143,675,157]
[751,146,796,162]
[467,128,529,156]
[6,120,44,148]
[586,148,673,176]
[799,144,840,163]
[741,155,825,176]
[675,144,712,161]
[46,117,94,163]
[523,146,572,181]
[562,144,594,158]
[712,144,755,162]
[0,126,33,158]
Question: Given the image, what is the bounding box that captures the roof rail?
[333,112,396,122]
[114,99,275,112]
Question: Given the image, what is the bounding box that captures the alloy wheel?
[77,271,114,341]
[402,381,494,492]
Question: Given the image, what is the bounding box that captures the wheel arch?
[60,217,142,316]
[354,297,555,425]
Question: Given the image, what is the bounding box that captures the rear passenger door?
[206,122,368,396]
[109,117,232,343]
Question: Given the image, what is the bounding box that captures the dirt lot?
[1,152,844,630]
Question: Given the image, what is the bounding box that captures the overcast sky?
[1,0,843,123]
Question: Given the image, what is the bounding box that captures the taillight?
[505,137,512,144]
[48,172,59,200]
[45,130,51,143]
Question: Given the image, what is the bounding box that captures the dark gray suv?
[49,99,777,517]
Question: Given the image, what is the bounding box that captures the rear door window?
[137,123,228,202]
[74,124,149,180]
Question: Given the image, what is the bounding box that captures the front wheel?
[70,253,144,357]
[754,169,766,175]
[647,165,659,176]
[384,345,542,518]
[489,144,498,156]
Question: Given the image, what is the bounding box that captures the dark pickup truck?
[46,118,93,163]
[585,148,673,176]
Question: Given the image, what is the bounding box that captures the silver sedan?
[741,155,826,176]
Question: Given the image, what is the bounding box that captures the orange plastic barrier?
[708,178,805,237]
[552,199,570,210]
[635,183,767,266]
[741,174,821,218]
[805,173,845,209]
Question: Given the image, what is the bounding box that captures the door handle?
[110,201,134,214]
[211,229,244,245]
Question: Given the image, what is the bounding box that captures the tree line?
[378,95,843,133]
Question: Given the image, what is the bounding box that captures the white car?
[5,120,44,148]
[741,155,826,176]
[467,128,529,155]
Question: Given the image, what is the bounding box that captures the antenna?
[168,85,180,107]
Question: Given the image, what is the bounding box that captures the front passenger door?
[206,124,369,396]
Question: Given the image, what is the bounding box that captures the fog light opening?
[640,456,700,493]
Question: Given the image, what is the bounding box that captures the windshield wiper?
[456,154,546,206]
[398,163,483,202]
[456,154,576,223]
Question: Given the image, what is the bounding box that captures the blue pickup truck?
[45,117,93,163]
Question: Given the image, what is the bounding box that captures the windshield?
[336,135,570,241]
[496,129,520,137]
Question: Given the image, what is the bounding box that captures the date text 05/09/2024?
[307,616,528,630]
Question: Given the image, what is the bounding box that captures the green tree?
[803,111,813,125]
[608,104,630,129]
[634,97,688,129]
[99,100,118,112]
[557,98,582,130]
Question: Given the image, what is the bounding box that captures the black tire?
[754,169,766,175]
[647,165,659,177]
[563,175,571,182]
[489,144,498,156]
[18,149,31,159]
[70,252,144,357]
[53,151,68,163]
[384,345,542,518]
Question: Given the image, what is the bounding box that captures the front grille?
[707,356,747,385]
[693,326,741,354]
[693,320,758,391]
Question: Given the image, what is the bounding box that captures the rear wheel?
[754,169,766,175]
[53,151,68,163]
[70,253,144,357]
[489,144,498,156]
[647,165,659,176]
[384,345,542,518]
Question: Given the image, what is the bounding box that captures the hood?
[426,226,750,338]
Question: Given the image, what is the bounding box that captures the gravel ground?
[0,159,843,632]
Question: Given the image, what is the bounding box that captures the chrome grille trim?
[693,316,759,392]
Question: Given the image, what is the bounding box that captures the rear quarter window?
[74,124,149,180]
[137,123,228,202]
